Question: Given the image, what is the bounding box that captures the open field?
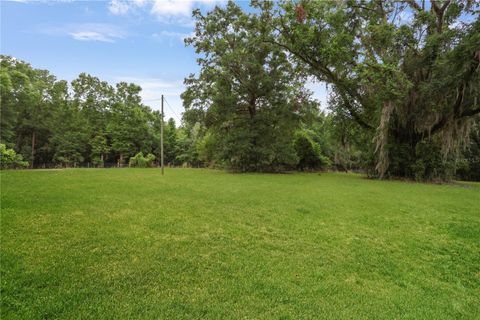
[1,169,479,319]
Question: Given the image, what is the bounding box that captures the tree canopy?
[182,1,319,171]
[254,0,480,179]
[0,55,174,168]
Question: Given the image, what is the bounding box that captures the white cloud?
[151,0,193,17]
[152,0,225,27]
[69,31,114,43]
[108,0,130,15]
[150,0,223,25]
[40,23,127,43]
[132,0,147,7]
[152,30,192,42]
[108,0,147,15]
[116,77,183,91]
[107,0,223,23]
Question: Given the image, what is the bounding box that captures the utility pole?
[160,94,164,175]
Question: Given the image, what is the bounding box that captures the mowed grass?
[1,169,479,319]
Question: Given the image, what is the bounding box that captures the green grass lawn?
[1,169,479,319]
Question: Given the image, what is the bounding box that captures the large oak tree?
[257,0,480,179]
[182,1,317,171]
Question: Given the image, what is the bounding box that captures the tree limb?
[460,106,480,118]
[405,0,422,12]
[265,39,373,129]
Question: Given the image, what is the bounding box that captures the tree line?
[0,55,193,168]
[0,55,339,172]
[1,0,479,181]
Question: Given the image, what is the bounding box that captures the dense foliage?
[182,2,319,172]
[254,0,480,180]
[293,130,331,170]
[456,122,480,181]
[0,55,177,168]
[180,0,479,179]
[0,144,28,169]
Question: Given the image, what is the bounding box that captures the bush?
[293,131,330,170]
[0,144,29,169]
[129,152,156,168]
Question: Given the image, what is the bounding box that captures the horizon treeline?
[1,53,478,180]
[1,1,480,181]
[0,54,336,173]
[0,55,189,168]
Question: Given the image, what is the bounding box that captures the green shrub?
[129,152,156,168]
[146,153,156,165]
[0,144,29,169]
[293,131,330,170]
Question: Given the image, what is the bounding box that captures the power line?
[163,97,181,120]
[142,96,181,120]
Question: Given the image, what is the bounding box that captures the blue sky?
[1,0,327,122]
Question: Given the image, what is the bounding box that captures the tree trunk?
[248,96,256,118]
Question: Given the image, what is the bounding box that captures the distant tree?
[164,118,178,165]
[327,102,373,173]
[107,82,153,165]
[71,73,113,128]
[0,55,178,169]
[71,73,114,162]
[196,131,219,167]
[0,69,16,148]
[90,134,109,167]
[175,123,202,167]
[50,102,89,167]
[0,56,56,166]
